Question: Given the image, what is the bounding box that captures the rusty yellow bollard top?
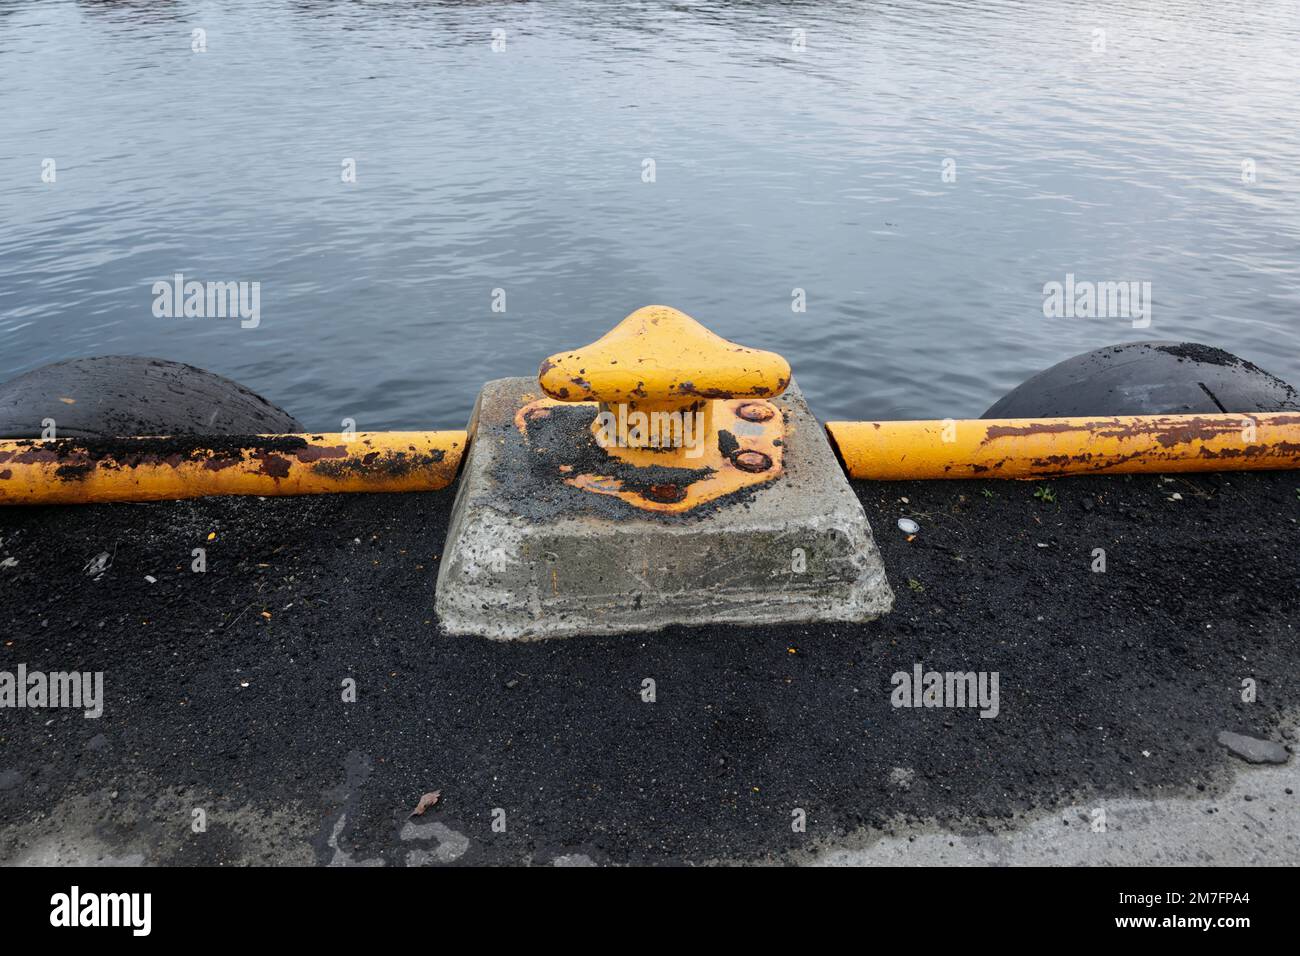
[538,305,791,408]
[529,305,790,512]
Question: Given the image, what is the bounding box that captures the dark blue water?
[2,0,1297,431]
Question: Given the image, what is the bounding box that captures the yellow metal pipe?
[0,431,466,505]
[827,413,1300,480]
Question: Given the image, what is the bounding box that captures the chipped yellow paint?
[538,305,791,407]
[531,306,791,511]
[827,414,1300,480]
[515,397,784,514]
[0,431,466,505]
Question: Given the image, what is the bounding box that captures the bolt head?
[732,450,772,473]
[643,483,687,503]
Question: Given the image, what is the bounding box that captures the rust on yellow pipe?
[0,431,466,505]
[827,413,1300,480]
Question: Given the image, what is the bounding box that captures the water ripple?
[0,0,1297,428]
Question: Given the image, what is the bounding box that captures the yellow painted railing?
[827,414,1300,480]
[0,431,465,505]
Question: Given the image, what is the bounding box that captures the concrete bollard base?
[435,377,893,639]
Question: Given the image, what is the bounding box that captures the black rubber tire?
[0,356,302,439]
[983,342,1300,418]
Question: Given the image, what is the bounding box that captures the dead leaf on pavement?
[410,790,441,816]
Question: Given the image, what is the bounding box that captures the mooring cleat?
[436,304,894,639]
[526,305,791,513]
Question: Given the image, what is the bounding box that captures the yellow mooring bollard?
[531,304,792,512]
[0,431,466,505]
[827,413,1300,480]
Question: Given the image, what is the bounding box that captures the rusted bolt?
[736,402,774,423]
[731,450,772,473]
[642,483,687,503]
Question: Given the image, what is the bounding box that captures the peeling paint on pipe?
[0,431,466,505]
[826,414,1300,480]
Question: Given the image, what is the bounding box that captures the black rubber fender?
[0,356,302,439]
[983,342,1300,418]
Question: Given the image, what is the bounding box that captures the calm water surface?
[1,0,1298,429]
